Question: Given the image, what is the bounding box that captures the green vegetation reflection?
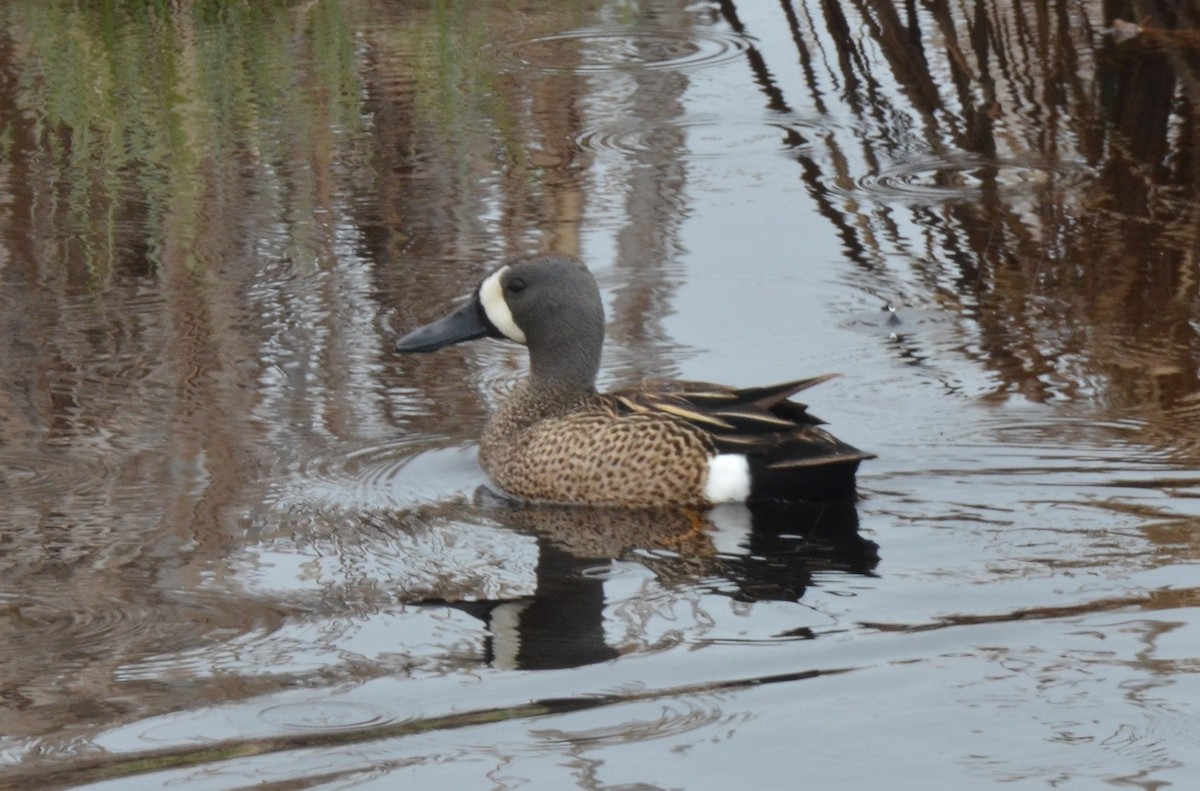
[0,0,366,280]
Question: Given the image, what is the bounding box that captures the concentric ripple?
[259,701,395,732]
[574,116,818,159]
[269,440,484,512]
[839,156,1094,203]
[0,447,120,505]
[495,27,750,75]
[0,588,249,751]
[0,591,160,658]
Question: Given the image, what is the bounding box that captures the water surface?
[3,1,1200,788]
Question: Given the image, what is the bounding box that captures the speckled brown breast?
[479,394,716,507]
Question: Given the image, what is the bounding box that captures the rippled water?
[3,0,1200,788]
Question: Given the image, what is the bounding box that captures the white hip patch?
[480,267,527,343]
[703,453,751,503]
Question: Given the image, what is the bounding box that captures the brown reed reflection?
[5,0,1200,782]
[703,0,1200,461]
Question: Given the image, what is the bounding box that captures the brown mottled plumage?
[480,382,713,506]
[396,254,872,507]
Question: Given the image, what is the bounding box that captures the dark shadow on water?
[418,498,877,670]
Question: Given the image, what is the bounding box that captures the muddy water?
[2,0,1200,788]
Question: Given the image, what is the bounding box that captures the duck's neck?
[487,357,597,442]
[526,334,601,399]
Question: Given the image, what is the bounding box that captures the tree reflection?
[6,0,1200,772]
[703,0,1200,459]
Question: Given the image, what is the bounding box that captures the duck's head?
[396,254,606,387]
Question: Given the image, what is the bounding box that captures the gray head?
[396,254,606,390]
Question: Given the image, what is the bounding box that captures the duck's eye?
[507,277,527,293]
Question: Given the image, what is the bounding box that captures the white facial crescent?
[479,266,527,344]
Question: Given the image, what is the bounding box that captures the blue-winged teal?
[395,254,872,507]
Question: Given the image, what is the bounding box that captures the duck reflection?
[422,498,876,670]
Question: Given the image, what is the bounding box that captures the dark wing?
[605,374,874,469]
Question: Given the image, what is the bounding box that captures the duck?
[395,254,872,507]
